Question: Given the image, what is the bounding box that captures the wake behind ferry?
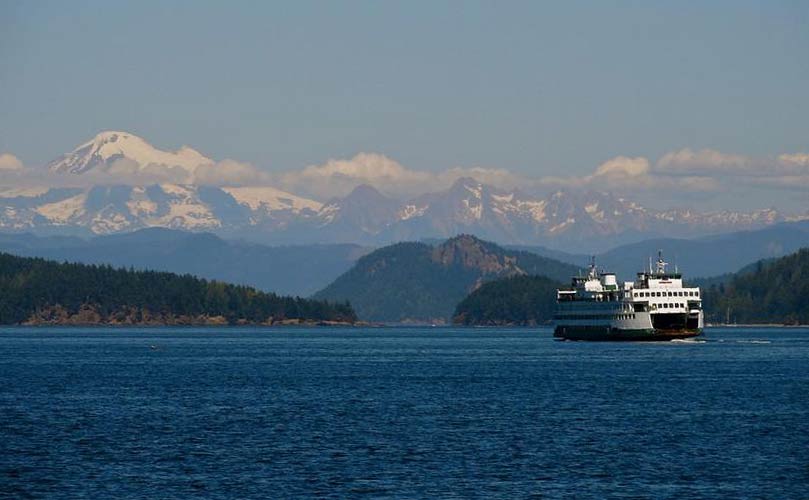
[553,252,703,341]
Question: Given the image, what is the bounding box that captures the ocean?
[1,327,808,499]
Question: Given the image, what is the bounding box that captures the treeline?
[702,248,809,325]
[0,253,356,325]
[453,275,561,326]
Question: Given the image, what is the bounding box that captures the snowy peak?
[317,184,401,233]
[319,185,398,217]
[448,176,483,195]
[411,177,540,226]
[223,186,322,214]
[47,131,213,174]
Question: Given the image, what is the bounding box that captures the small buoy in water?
[149,345,158,350]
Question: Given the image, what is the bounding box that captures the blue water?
[1,327,808,499]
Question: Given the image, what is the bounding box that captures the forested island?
[314,235,577,323]
[0,253,356,325]
[702,248,809,325]
[453,275,560,326]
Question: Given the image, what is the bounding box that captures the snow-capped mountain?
[292,178,788,249]
[0,131,799,251]
[0,184,322,236]
[377,178,786,248]
[222,186,322,215]
[47,131,213,174]
[4,131,322,236]
[0,176,791,250]
[315,185,402,240]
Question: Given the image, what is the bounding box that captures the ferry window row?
[634,291,698,298]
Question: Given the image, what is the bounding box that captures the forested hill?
[453,275,561,326]
[702,248,809,325]
[0,253,356,325]
[313,235,578,322]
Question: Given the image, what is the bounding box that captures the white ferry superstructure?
[553,252,703,341]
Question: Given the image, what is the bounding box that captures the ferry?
[553,252,703,341]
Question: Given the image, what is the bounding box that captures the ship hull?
[553,325,701,341]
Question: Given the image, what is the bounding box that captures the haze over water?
[2,326,808,498]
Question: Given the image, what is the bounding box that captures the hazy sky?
[1,1,808,209]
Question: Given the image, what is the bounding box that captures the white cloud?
[778,153,809,170]
[300,153,427,183]
[540,155,669,190]
[3,144,809,209]
[102,158,189,184]
[656,148,750,176]
[538,148,809,196]
[193,160,271,186]
[0,153,24,171]
[656,148,809,179]
[593,156,651,181]
[14,157,270,188]
[436,167,524,190]
[275,152,527,200]
[216,147,805,203]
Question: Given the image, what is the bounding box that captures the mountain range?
[515,220,809,279]
[1,131,804,252]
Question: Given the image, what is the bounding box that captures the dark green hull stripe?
[554,326,701,341]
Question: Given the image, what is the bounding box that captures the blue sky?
[1,1,808,209]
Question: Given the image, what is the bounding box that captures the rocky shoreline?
[19,304,357,327]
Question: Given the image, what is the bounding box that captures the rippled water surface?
[2,327,808,499]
